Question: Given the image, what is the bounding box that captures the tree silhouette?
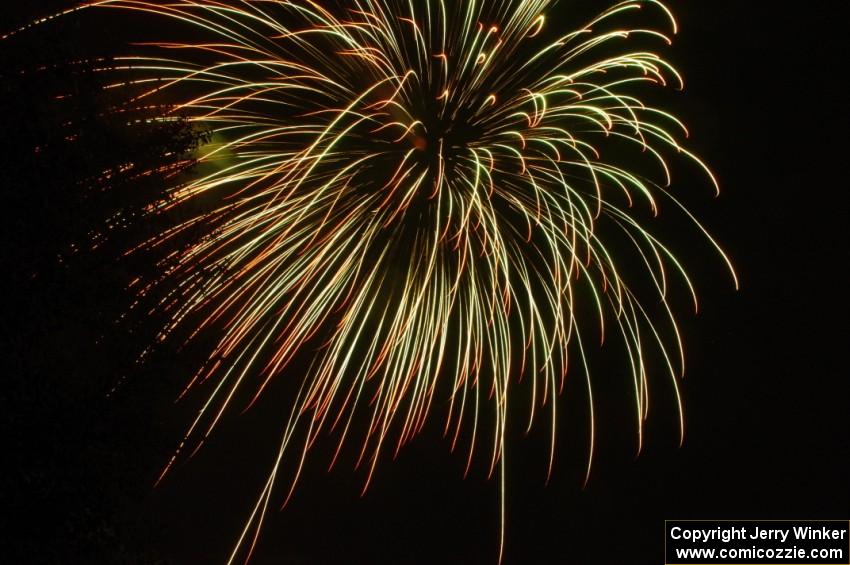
[2,10,208,562]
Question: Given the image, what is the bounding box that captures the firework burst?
[10,0,736,561]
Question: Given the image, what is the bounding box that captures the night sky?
[2,2,847,564]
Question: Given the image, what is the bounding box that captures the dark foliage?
[1,12,206,563]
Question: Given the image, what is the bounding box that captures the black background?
[2,1,848,564]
